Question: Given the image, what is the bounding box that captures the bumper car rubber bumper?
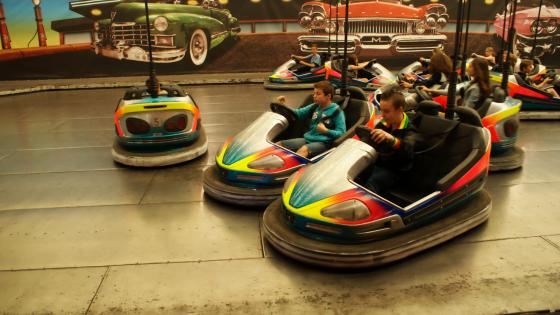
[490,146,525,172]
[263,190,491,269]
[203,165,283,206]
[519,111,560,120]
[263,78,316,90]
[112,126,208,167]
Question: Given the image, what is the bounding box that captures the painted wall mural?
[0,0,558,80]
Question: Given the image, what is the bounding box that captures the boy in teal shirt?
[277,81,346,158]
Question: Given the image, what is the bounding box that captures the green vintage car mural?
[69,0,241,66]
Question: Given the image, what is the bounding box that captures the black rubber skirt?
[112,126,208,167]
[263,79,316,91]
[490,146,525,172]
[263,190,492,269]
[203,165,283,207]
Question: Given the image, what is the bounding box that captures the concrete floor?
[0,85,559,315]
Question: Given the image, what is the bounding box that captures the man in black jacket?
[365,89,416,194]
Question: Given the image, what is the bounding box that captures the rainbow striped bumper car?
[325,55,396,91]
[372,82,524,172]
[263,107,492,269]
[112,85,208,167]
[490,70,560,119]
[203,88,376,206]
[264,54,330,90]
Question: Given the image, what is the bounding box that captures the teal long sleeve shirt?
[294,102,346,144]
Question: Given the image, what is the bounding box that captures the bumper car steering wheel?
[355,126,384,151]
[415,86,432,101]
[271,102,298,126]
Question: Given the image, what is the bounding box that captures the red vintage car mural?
[494,0,560,57]
[297,0,448,56]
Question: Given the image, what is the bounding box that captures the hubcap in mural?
[189,29,208,66]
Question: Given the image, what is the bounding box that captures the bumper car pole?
[143,0,159,98]
[340,0,350,96]
[445,0,466,119]
[335,0,339,55]
[501,0,518,93]
[328,0,332,55]
[530,0,544,60]
[460,0,472,82]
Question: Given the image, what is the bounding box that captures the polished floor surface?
[0,85,559,315]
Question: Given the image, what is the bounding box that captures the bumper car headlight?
[126,117,151,135]
[154,16,169,32]
[415,21,426,35]
[248,154,285,170]
[321,199,370,222]
[164,114,187,132]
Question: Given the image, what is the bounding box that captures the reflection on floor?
[0,85,559,314]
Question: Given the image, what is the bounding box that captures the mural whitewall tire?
[188,29,209,66]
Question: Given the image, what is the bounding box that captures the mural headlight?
[311,14,326,28]
[154,16,169,32]
[91,8,102,17]
[321,199,370,222]
[325,21,337,34]
[425,14,437,28]
[415,21,426,34]
[531,20,544,34]
[299,14,312,29]
[547,19,557,34]
[437,14,448,28]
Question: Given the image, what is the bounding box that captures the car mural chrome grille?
[348,20,410,34]
[110,23,155,47]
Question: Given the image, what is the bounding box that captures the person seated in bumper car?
[420,58,492,110]
[347,54,374,83]
[364,89,416,194]
[518,59,560,98]
[276,81,346,158]
[403,48,444,83]
[290,44,321,72]
[461,58,492,109]
[472,47,496,67]
[400,51,452,89]
[492,50,517,74]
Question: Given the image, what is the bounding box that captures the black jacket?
[374,115,416,172]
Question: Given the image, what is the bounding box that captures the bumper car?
[203,87,377,206]
[112,85,208,167]
[264,54,330,90]
[372,81,524,172]
[325,55,396,91]
[263,106,492,269]
[489,69,560,119]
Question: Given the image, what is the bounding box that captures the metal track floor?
[0,86,559,314]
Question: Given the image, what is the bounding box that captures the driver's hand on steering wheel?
[400,81,413,89]
[276,95,287,105]
[370,129,394,144]
[419,86,431,93]
[316,122,329,134]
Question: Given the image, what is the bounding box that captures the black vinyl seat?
[275,91,366,143]
[514,74,553,98]
[381,108,486,206]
